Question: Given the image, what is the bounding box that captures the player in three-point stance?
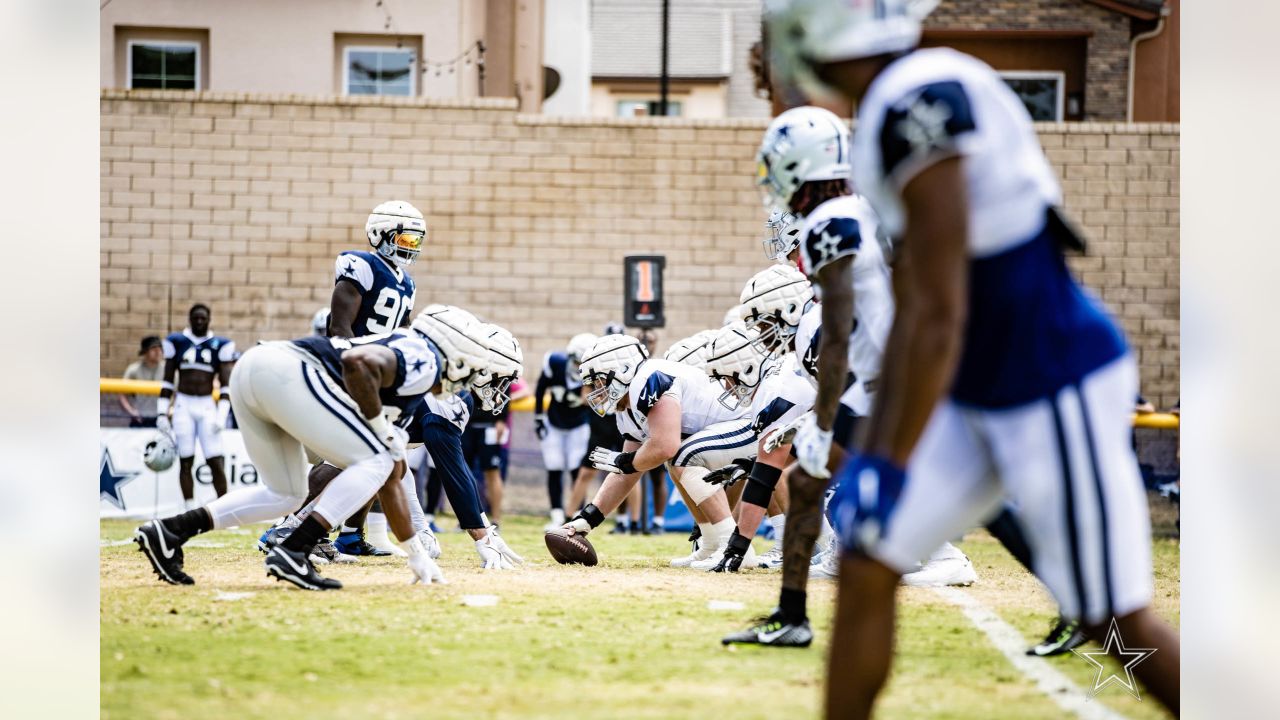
[135,308,454,590]
[560,334,749,560]
[534,334,595,530]
[764,1,1179,715]
[158,303,236,508]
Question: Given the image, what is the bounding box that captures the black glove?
[704,459,752,488]
[534,415,549,440]
[711,532,752,573]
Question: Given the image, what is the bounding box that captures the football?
[544,528,598,566]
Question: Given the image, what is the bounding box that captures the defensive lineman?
[135,309,452,590]
[764,1,1179,715]
[534,334,595,529]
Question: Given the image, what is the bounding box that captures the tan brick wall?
[100,91,1180,408]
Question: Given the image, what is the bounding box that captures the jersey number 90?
[367,287,412,334]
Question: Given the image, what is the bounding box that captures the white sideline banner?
[100,428,261,519]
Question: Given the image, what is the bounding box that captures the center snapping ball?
[544,528,598,566]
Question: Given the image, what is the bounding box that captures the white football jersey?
[748,363,816,440]
[614,358,746,442]
[851,47,1061,258]
[795,195,894,415]
[794,303,870,414]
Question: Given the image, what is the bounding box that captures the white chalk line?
[930,586,1129,720]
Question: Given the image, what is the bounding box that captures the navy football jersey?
[334,250,416,336]
[398,391,474,446]
[291,328,438,415]
[163,330,236,377]
[535,351,589,430]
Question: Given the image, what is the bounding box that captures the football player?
[158,303,236,508]
[325,200,425,554]
[763,209,804,265]
[764,1,1179,715]
[534,333,595,529]
[561,334,747,562]
[134,307,453,590]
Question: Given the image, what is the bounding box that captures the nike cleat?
[264,545,343,590]
[900,543,977,587]
[756,544,783,569]
[721,610,813,648]
[334,531,392,557]
[134,520,194,585]
[1027,616,1087,657]
[257,525,290,554]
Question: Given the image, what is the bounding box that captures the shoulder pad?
[801,216,862,277]
[335,252,375,292]
[636,371,675,415]
[879,80,976,186]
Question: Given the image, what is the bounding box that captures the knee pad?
[742,462,783,508]
[678,466,720,506]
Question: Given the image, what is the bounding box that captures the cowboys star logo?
[813,228,844,262]
[896,94,954,156]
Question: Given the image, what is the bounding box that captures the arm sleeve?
[422,416,485,530]
[534,367,550,415]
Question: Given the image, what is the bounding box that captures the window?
[127,40,199,90]
[616,99,683,118]
[344,47,416,96]
[1000,71,1064,122]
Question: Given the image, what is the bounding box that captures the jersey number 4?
[366,287,411,334]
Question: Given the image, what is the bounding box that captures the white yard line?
[931,586,1130,720]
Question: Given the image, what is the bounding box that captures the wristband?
[156,395,170,415]
[614,451,637,475]
[399,535,427,557]
[576,503,606,529]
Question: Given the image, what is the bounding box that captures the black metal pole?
[659,0,670,116]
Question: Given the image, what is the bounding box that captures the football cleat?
[134,520,194,585]
[257,524,289,554]
[756,543,784,569]
[264,545,343,591]
[809,547,841,580]
[695,543,757,571]
[544,508,567,532]
[721,609,813,648]
[1027,616,1087,657]
[313,537,357,564]
[334,531,393,557]
[417,527,442,560]
[900,543,978,587]
[671,537,718,568]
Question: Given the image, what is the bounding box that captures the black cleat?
[134,520,194,585]
[1027,616,1087,657]
[722,609,813,648]
[264,546,343,591]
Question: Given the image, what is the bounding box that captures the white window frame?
[342,45,418,97]
[615,98,683,118]
[126,39,201,90]
[999,71,1065,122]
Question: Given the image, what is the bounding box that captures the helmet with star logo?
[366,200,427,267]
[764,0,939,101]
[579,334,649,417]
[738,264,814,356]
[410,305,490,397]
[756,106,852,214]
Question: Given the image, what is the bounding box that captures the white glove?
[564,517,593,535]
[475,527,524,570]
[402,536,448,585]
[763,412,811,454]
[588,447,637,475]
[417,526,442,560]
[156,415,172,434]
[211,398,230,435]
[793,413,833,479]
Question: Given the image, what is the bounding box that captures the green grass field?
[101,508,1178,720]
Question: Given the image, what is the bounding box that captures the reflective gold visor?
[394,230,424,252]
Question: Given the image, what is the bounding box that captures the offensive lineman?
[764,1,1179,715]
[158,303,236,507]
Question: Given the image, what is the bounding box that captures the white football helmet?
[764,0,939,101]
[756,106,852,214]
[311,307,330,336]
[662,329,717,369]
[738,265,815,354]
[469,324,524,412]
[763,209,803,261]
[366,200,426,267]
[143,433,177,472]
[723,305,745,327]
[411,304,489,396]
[705,324,777,411]
[579,334,649,417]
[566,333,597,364]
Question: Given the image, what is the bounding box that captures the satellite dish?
[543,66,561,100]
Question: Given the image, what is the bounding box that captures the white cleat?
[901,543,978,587]
[692,543,758,571]
[809,548,840,580]
[417,527,442,560]
[543,508,566,532]
[756,543,783,569]
[670,538,716,568]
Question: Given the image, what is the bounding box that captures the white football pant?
[172,392,223,459]
[539,423,590,471]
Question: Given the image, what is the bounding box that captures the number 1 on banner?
[635,261,655,302]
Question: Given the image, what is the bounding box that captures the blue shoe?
[334,531,392,557]
[257,525,291,554]
[428,521,442,534]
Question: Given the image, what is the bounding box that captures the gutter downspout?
[1128,6,1170,121]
